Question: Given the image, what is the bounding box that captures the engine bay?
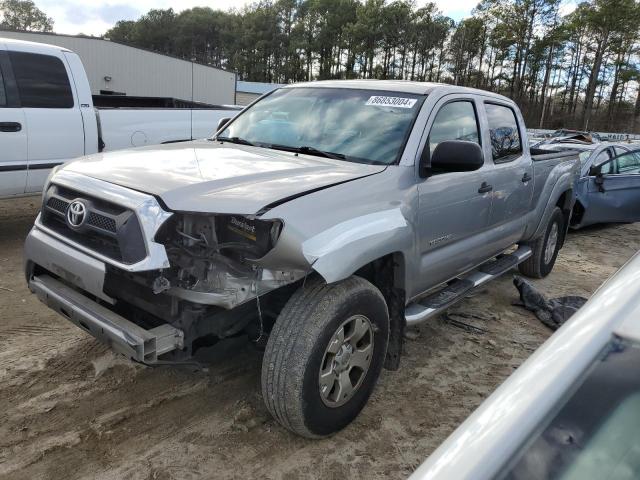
[152,213,304,309]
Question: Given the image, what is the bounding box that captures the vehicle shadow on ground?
[568,222,622,235]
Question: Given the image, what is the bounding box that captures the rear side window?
[485,103,522,162]
[428,100,480,156]
[9,51,73,108]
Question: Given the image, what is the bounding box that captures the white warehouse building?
[0,30,237,105]
[235,80,286,106]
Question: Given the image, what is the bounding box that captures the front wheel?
[518,206,565,278]
[261,276,389,438]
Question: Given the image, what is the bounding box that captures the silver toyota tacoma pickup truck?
[24,80,580,438]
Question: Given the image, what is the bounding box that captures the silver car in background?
[410,251,640,480]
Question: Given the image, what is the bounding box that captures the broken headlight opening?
[153,213,303,309]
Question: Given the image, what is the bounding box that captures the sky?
[35,0,481,36]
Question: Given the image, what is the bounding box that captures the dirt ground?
[0,196,638,480]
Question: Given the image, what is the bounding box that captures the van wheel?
[261,276,389,438]
[519,207,565,279]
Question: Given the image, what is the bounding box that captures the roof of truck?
[2,36,72,53]
[284,79,513,100]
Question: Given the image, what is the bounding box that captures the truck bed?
[92,94,240,110]
[97,100,242,151]
[529,147,580,218]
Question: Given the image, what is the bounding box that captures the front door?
[581,148,640,225]
[415,96,493,294]
[0,47,28,197]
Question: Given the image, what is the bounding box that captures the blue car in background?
[538,141,640,228]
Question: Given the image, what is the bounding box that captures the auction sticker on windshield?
[365,96,417,108]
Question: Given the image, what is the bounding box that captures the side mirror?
[589,165,601,177]
[217,117,231,132]
[422,140,484,176]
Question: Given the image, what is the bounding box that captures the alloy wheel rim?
[545,222,559,265]
[319,314,374,408]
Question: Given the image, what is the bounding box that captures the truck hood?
[63,141,386,214]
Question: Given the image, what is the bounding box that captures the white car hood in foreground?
[64,141,386,214]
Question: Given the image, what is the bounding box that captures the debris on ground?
[513,276,588,330]
[443,312,488,335]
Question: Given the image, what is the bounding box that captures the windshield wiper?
[216,136,255,146]
[267,144,346,160]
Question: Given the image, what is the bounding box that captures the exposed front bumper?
[25,226,112,302]
[29,274,183,363]
[25,227,184,363]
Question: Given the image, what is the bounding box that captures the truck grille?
[87,212,117,233]
[41,185,147,264]
[47,197,68,215]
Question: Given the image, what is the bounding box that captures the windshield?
[578,150,592,166]
[217,87,425,165]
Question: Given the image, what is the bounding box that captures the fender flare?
[530,173,576,241]
[301,208,413,284]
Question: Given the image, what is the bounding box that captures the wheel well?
[555,190,573,246]
[570,199,585,226]
[354,253,406,371]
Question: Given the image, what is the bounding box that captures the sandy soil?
[0,196,638,480]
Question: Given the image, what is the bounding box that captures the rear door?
[7,44,85,193]
[0,45,28,197]
[482,101,533,248]
[582,148,640,225]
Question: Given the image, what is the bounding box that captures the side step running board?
[30,274,184,363]
[405,246,532,326]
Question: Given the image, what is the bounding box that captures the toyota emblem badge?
[67,200,87,228]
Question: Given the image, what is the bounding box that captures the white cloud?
[35,0,481,35]
[431,0,479,20]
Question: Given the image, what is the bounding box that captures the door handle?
[522,172,532,183]
[478,182,493,194]
[0,122,22,132]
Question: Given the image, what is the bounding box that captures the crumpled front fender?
[301,208,412,283]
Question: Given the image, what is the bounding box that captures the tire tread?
[518,206,564,279]
[261,276,387,438]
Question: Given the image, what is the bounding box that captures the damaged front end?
[97,211,309,358]
[152,213,307,309]
[29,175,312,362]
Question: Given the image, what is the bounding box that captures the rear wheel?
[261,276,389,438]
[518,206,565,278]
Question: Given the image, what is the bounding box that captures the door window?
[594,149,613,174]
[485,103,522,162]
[9,51,73,108]
[427,100,479,162]
[615,150,640,175]
[614,146,628,157]
[578,151,591,166]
